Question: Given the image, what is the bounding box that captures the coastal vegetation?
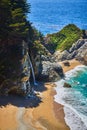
[0,0,30,40]
[45,24,82,53]
[0,0,44,52]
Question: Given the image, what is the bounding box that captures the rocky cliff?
[0,39,65,96]
[54,38,87,65]
[0,40,32,96]
[76,41,87,65]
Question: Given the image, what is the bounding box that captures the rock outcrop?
[54,39,87,65]
[54,50,70,61]
[76,42,87,65]
[37,60,64,82]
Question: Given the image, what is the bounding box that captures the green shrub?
[46,24,82,52]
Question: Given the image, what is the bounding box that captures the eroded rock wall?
[0,41,32,96]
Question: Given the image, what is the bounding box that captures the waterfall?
[28,54,37,86]
[22,41,37,86]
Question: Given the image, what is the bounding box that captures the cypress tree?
[9,0,31,39]
[0,0,11,40]
[0,0,31,41]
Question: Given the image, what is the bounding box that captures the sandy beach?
[0,59,82,130]
[59,59,82,73]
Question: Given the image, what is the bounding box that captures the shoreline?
[0,59,82,130]
[54,59,87,130]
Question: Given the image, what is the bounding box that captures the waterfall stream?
[22,41,37,86]
[28,54,37,86]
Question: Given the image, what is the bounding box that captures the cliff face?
[54,38,87,65]
[0,39,65,96]
[0,40,32,96]
[76,41,87,65]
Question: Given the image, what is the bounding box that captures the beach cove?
[0,59,84,130]
[0,0,87,130]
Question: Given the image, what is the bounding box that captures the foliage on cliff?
[45,24,82,53]
[0,0,45,55]
[0,0,32,41]
[0,0,46,89]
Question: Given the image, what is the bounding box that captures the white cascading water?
[22,41,37,86]
[28,54,37,86]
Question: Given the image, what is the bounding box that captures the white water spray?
[28,55,37,86]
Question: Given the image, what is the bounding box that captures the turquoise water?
[55,65,87,129]
[28,0,87,35]
[65,66,87,115]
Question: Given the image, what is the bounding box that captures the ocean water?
[28,0,87,35]
[54,65,87,130]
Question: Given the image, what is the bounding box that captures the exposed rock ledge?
[54,39,87,65]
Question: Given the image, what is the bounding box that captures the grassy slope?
[46,24,82,52]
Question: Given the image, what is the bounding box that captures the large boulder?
[37,61,64,82]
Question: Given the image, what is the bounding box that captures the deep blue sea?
[55,66,87,130]
[28,0,87,35]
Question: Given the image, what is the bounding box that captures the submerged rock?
[63,82,72,88]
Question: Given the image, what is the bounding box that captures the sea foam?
[54,65,87,130]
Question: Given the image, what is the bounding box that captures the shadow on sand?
[0,82,47,108]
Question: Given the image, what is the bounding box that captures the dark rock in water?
[63,82,72,88]
[37,61,64,82]
[63,61,70,66]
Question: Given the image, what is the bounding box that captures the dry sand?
[23,83,69,130]
[0,105,18,130]
[0,59,82,130]
[59,59,82,73]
